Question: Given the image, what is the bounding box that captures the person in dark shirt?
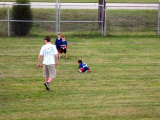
[60,36,68,59]
[55,32,62,59]
[78,60,90,73]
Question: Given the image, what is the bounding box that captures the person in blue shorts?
[78,60,90,73]
[55,32,62,59]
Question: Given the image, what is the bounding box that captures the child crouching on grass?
[60,36,68,59]
[78,60,90,73]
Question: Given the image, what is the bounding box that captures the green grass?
[1,0,159,3]
[0,36,160,119]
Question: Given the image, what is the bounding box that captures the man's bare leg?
[45,78,49,82]
[47,78,53,83]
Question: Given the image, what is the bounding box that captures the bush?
[0,7,7,20]
[11,0,33,36]
[0,7,7,36]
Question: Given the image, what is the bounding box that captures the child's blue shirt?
[79,63,89,70]
[55,38,62,50]
[60,40,67,49]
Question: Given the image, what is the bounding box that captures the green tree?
[11,0,33,36]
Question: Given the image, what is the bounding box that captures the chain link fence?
[106,3,158,36]
[158,2,160,35]
[0,1,159,37]
[0,2,58,37]
[0,1,104,37]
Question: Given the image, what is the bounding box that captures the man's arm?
[38,55,43,69]
[55,54,58,67]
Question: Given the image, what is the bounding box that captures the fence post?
[59,0,61,33]
[7,4,10,37]
[104,0,107,36]
[101,0,104,36]
[56,0,58,33]
[158,1,160,35]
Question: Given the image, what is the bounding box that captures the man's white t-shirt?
[40,44,58,65]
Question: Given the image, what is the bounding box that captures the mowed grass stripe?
[0,36,160,119]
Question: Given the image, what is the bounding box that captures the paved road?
[0,2,159,9]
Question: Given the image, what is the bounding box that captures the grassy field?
[0,9,158,36]
[1,0,159,3]
[0,36,160,119]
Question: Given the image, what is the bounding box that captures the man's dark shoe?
[44,82,50,90]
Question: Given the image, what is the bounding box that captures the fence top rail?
[60,21,103,23]
[106,6,158,7]
[0,4,57,6]
[0,3,158,8]
[10,20,56,22]
[0,19,103,23]
[0,20,8,21]
[60,5,103,7]
[0,3,103,7]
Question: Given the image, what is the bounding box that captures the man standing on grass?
[38,36,58,90]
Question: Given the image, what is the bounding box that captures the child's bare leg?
[58,53,61,58]
[65,53,67,58]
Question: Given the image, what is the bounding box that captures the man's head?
[62,36,65,41]
[57,32,61,38]
[44,36,51,43]
[78,60,82,65]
